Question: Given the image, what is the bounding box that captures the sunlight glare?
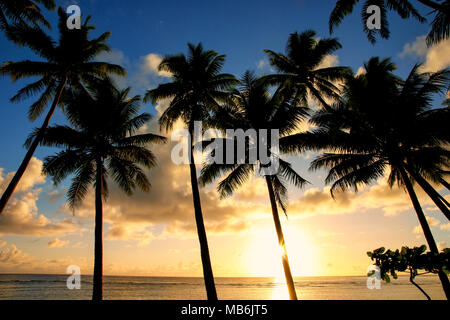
[245,221,317,278]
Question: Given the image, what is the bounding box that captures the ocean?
[0,274,446,300]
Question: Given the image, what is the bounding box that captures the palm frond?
[217,164,254,198]
[43,149,84,185]
[67,161,95,209]
[279,159,309,188]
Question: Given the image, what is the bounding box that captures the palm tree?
[443,97,450,107]
[0,8,126,216]
[328,0,449,45]
[34,78,166,300]
[261,30,351,109]
[144,43,238,301]
[289,57,450,298]
[199,71,310,300]
[403,104,450,221]
[0,0,55,32]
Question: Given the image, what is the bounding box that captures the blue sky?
[0,0,434,170]
[0,0,449,281]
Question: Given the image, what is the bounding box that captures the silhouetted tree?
[0,0,54,33]
[145,43,238,301]
[0,8,125,216]
[329,0,449,45]
[285,57,450,298]
[35,78,166,300]
[200,71,310,300]
[262,30,351,109]
[368,245,450,300]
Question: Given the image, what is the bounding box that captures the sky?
[0,0,449,280]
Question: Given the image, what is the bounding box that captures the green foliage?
[367,245,450,283]
[329,0,449,46]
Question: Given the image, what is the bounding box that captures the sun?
[244,221,317,279]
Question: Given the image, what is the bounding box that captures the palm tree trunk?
[406,167,450,220]
[189,137,217,301]
[399,166,450,300]
[0,80,66,215]
[265,176,298,300]
[92,157,103,301]
[440,178,450,192]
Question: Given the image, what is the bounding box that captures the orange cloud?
[0,158,83,237]
[287,176,439,219]
[47,238,70,248]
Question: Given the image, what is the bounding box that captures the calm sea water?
[0,274,446,300]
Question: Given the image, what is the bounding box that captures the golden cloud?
[399,35,450,72]
[47,238,70,248]
[144,53,172,78]
[287,176,439,219]
[0,158,83,237]
[0,157,45,194]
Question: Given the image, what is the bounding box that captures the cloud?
[257,59,267,70]
[71,241,86,248]
[287,175,437,219]
[317,230,344,237]
[47,238,70,248]
[0,157,45,194]
[316,54,339,70]
[320,243,346,249]
[0,242,92,274]
[63,99,298,241]
[127,53,172,91]
[96,49,171,92]
[399,35,428,58]
[399,35,450,72]
[58,102,443,245]
[231,178,268,203]
[412,216,440,234]
[47,188,64,203]
[1,240,208,276]
[144,53,172,78]
[0,186,80,236]
[0,243,32,264]
[440,223,450,231]
[437,241,448,251]
[59,110,262,243]
[355,66,366,76]
[96,48,130,67]
[426,216,440,227]
[105,224,155,247]
[0,158,82,237]
[39,91,442,248]
[66,136,442,245]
